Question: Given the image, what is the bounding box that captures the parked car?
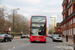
[52,34,62,42]
[8,35,13,40]
[47,34,50,37]
[49,34,52,38]
[0,34,12,42]
[21,34,26,38]
[27,34,30,38]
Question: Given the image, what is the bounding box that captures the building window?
[71,6,72,14]
[63,30,66,36]
[71,19,72,24]
[73,18,75,23]
[69,29,70,35]
[74,28,75,35]
[68,0,70,3]
[65,30,66,35]
[69,21,70,25]
[62,25,63,28]
[66,30,69,35]
[68,9,70,15]
[71,29,72,35]
[67,22,68,26]
[64,24,65,27]
[64,30,66,36]
[62,31,64,35]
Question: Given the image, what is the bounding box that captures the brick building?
[61,0,75,36]
[55,23,62,35]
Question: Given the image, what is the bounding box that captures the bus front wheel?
[44,42,46,43]
[31,41,33,43]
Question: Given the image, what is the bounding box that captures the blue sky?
[0,0,63,27]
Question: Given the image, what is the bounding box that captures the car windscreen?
[0,34,4,37]
[54,35,61,37]
[32,16,46,23]
[31,28,46,36]
[8,35,12,37]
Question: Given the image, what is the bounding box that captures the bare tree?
[0,7,5,32]
[7,13,29,34]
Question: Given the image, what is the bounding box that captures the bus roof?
[31,15,46,17]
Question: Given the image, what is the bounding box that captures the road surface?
[0,37,73,50]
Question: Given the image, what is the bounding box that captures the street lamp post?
[12,8,19,38]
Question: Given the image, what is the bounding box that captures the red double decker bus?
[29,15,47,43]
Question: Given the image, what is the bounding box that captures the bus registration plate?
[36,40,39,42]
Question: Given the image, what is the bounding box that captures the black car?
[0,34,13,42]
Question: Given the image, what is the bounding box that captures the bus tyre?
[45,42,46,43]
[4,39,8,42]
[1,41,4,42]
[44,42,46,43]
[31,41,33,43]
[10,39,12,42]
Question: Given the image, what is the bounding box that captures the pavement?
[14,37,21,39]
[62,37,74,47]
[0,37,74,50]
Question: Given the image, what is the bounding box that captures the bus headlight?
[44,37,46,39]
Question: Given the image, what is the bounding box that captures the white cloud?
[23,13,31,17]
[4,5,14,9]
[0,5,18,10]
[20,7,62,13]
[1,0,63,25]
[20,7,39,13]
[13,0,40,4]
[51,15,57,18]
[48,1,62,6]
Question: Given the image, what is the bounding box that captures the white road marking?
[22,44,24,46]
[13,47,15,49]
[8,49,13,50]
[58,43,74,50]
[58,43,64,50]
[8,43,30,50]
[28,43,30,44]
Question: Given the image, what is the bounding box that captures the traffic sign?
[9,27,11,31]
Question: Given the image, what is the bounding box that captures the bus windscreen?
[31,28,46,36]
[32,16,45,22]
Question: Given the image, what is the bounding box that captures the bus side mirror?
[29,29,30,31]
[46,29,48,31]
